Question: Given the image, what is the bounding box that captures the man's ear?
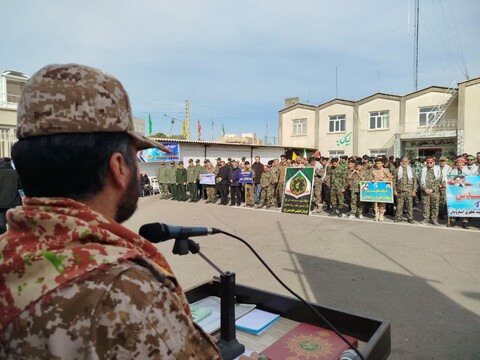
[109,152,132,191]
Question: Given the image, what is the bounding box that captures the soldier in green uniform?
[438,156,451,219]
[313,163,325,212]
[343,158,356,212]
[347,161,364,218]
[394,157,417,223]
[175,161,187,201]
[257,162,276,209]
[196,159,206,201]
[156,161,170,199]
[186,159,198,202]
[329,158,346,217]
[168,161,178,200]
[420,156,442,225]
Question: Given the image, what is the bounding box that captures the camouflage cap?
[439,156,448,161]
[17,64,171,153]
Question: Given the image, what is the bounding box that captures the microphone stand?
[172,237,245,360]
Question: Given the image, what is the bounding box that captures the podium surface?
[186,281,391,360]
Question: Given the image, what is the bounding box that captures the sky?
[2,0,479,143]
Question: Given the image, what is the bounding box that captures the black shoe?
[408,219,415,224]
[462,222,469,229]
[394,219,402,223]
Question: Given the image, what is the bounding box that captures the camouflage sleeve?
[1,262,221,360]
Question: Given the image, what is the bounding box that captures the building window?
[328,150,345,157]
[292,118,307,135]
[419,106,438,126]
[370,148,388,157]
[369,111,389,130]
[0,128,17,158]
[329,115,346,133]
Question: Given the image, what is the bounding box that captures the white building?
[279,77,480,159]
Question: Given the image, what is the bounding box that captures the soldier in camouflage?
[168,161,178,200]
[0,64,221,359]
[394,157,417,223]
[204,160,218,203]
[420,156,442,225]
[329,158,346,217]
[347,161,364,219]
[257,163,276,209]
[156,161,170,199]
[243,161,255,207]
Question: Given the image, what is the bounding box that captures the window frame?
[369,110,389,130]
[292,118,308,136]
[328,115,346,133]
[328,150,345,157]
[369,148,388,157]
[418,106,438,127]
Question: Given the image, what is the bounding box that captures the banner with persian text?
[360,181,394,203]
[446,175,480,217]
[281,168,314,215]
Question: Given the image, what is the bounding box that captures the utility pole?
[266,119,269,145]
[164,114,177,137]
[272,136,276,145]
[413,0,419,91]
[185,100,191,140]
[211,119,215,141]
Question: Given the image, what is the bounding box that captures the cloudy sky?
[3,0,478,142]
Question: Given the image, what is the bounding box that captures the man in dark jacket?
[0,157,22,234]
[216,161,231,205]
[251,156,264,205]
[228,160,242,206]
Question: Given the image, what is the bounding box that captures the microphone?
[139,223,220,243]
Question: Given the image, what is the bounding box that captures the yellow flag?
[182,119,187,138]
[292,151,297,161]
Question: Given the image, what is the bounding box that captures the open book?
[189,296,256,334]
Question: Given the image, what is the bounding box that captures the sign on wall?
[137,142,180,162]
[360,181,394,203]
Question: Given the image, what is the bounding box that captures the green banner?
[281,167,314,215]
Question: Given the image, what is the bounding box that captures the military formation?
[153,152,480,230]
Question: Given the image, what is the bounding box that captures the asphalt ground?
[124,195,480,359]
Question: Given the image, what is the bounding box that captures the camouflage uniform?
[244,169,255,207]
[372,167,393,221]
[157,164,170,198]
[313,166,325,211]
[421,167,441,223]
[205,166,217,203]
[322,166,332,209]
[347,169,363,216]
[186,163,198,202]
[259,169,276,208]
[0,197,221,359]
[329,166,346,213]
[394,166,417,222]
[276,162,288,206]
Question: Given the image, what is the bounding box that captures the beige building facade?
[279,77,480,159]
[0,70,29,158]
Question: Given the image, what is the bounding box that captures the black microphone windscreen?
[139,223,170,243]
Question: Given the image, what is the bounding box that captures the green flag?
[222,123,225,136]
[148,113,153,135]
[303,148,307,158]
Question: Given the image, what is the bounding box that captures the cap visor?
[128,131,172,153]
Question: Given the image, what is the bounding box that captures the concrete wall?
[462,79,480,154]
[318,103,355,156]
[279,107,316,148]
[0,108,17,126]
[356,98,400,156]
[404,91,449,132]
[138,142,288,176]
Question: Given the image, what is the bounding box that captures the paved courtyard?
[125,196,480,359]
